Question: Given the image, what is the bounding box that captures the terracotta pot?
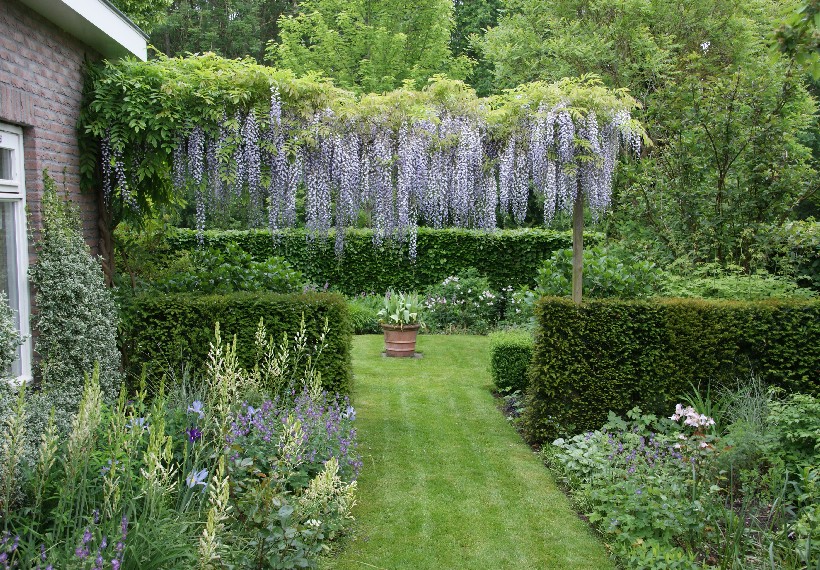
[381,323,420,357]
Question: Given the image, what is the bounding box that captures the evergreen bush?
[489,331,533,394]
[524,297,820,444]
[29,173,122,430]
[122,291,353,395]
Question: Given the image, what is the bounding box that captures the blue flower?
[186,468,209,490]
[187,400,205,419]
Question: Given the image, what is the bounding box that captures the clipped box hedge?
[524,297,820,444]
[489,331,534,394]
[163,227,600,294]
[122,292,353,395]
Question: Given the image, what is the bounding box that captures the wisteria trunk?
[572,191,584,304]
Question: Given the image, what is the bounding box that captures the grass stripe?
[322,335,612,570]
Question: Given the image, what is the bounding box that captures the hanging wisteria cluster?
[101,90,642,257]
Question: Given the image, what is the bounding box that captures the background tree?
[775,0,820,80]
[109,0,173,34]
[150,0,297,61]
[267,0,473,92]
[479,0,818,266]
[452,0,500,96]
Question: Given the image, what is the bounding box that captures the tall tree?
[268,0,473,92]
[150,0,296,61]
[109,0,173,34]
[451,0,500,96]
[479,0,818,265]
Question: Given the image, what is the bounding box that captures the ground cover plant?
[544,384,820,568]
[0,323,360,569]
[322,335,612,569]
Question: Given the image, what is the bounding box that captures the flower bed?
[0,327,359,569]
[545,389,820,568]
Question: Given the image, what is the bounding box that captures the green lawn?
[322,335,613,570]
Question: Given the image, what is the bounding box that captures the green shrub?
[535,245,663,298]
[29,173,122,429]
[759,219,820,290]
[122,292,353,395]
[348,296,382,334]
[489,331,534,394]
[662,266,816,300]
[0,292,23,381]
[151,242,305,294]
[524,297,820,443]
[156,227,599,294]
[423,270,499,334]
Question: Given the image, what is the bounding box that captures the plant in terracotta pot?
[378,291,423,357]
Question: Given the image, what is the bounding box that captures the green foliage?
[151,0,295,61]
[122,291,353,395]
[661,266,817,301]
[150,243,304,294]
[108,0,172,33]
[452,0,500,96]
[377,291,423,327]
[29,172,122,430]
[268,0,472,92]
[480,0,818,266]
[775,0,820,80]
[758,219,820,290]
[0,292,23,380]
[422,270,499,334]
[524,297,820,443]
[488,330,533,394]
[347,296,382,334]
[535,245,662,299]
[546,398,820,569]
[157,226,589,294]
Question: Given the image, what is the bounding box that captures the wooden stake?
[572,190,584,304]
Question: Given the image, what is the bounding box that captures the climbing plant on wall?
[81,53,643,296]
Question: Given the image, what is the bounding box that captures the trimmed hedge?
[524,297,820,444]
[122,292,353,395]
[163,227,601,294]
[489,331,534,394]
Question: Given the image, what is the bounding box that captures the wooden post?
[572,190,583,304]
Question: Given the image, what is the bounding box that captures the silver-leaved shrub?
[29,171,122,431]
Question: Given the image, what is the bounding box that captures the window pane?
[0,202,20,377]
[0,149,12,181]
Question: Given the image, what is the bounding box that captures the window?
[0,124,31,383]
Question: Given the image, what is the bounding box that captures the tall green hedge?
[524,297,820,444]
[121,292,353,395]
[163,227,600,294]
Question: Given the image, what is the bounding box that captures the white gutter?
[18,0,148,61]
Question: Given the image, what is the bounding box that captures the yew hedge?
[523,297,820,444]
[121,291,353,395]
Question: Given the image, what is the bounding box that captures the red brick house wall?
[0,0,101,256]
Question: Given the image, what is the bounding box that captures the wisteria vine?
[100,87,642,258]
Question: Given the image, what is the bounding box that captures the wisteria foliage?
[102,91,641,257]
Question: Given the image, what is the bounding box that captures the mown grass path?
[322,335,612,570]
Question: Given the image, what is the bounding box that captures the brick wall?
[0,0,102,257]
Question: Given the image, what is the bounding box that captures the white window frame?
[0,123,32,384]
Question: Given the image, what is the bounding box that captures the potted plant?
[378,291,423,357]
